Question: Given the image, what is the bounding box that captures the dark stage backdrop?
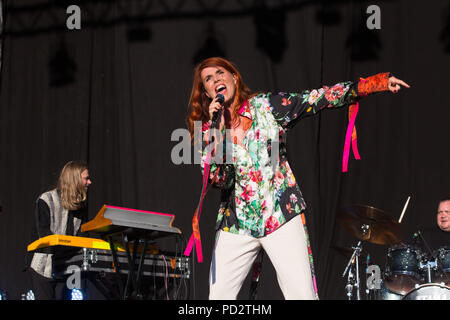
[0,0,448,300]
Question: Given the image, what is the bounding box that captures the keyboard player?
[27,160,91,300]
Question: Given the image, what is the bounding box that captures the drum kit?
[336,204,450,300]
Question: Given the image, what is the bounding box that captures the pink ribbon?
[183,149,213,263]
[342,102,361,172]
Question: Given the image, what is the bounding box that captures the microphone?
[210,93,224,129]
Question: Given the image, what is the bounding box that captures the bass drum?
[402,283,450,300]
[369,281,403,300]
[379,281,403,300]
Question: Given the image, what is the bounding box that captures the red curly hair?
[186,57,253,138]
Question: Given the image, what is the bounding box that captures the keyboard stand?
[103,228,168,300]
[106,235,125,298]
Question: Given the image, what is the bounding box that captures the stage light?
[0,289,6,300]
[70,288,85,300]
[345,9,381,61]
[192,21,226,65]
[253,5,287,63]
[24,290,35,300]
[48,37,77,87]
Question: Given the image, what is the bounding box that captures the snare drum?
[384,244,424,294]
[402,283,450,300]
[435,246,450,286]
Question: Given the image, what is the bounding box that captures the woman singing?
[186,57,409,299]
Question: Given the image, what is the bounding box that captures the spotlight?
[192,21,226,65]
[23,290,35,300]
[254,5,287,63]
[70,288,85,300]
[346,18,382,61]
[0,289,7,300]
[48,37,77,87]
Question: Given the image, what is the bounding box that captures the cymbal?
[337,204,404,245]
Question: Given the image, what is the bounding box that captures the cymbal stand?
[344,266,355,300]
[342,240,362,300]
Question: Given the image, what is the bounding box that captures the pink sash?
[342,102,361,172]
[184,149,218,263]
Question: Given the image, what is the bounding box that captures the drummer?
[415,199,450,251]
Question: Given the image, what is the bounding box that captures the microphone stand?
[417,230,433,257]
[365,253,371,300]
[345,267,355,300]
[342,240,362,300]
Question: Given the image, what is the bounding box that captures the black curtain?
[0,0,449,300]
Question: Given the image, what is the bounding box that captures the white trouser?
[209,215,317,300]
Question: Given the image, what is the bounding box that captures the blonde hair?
[56,160,88,211]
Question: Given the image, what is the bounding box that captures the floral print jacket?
[201,73,390,238]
